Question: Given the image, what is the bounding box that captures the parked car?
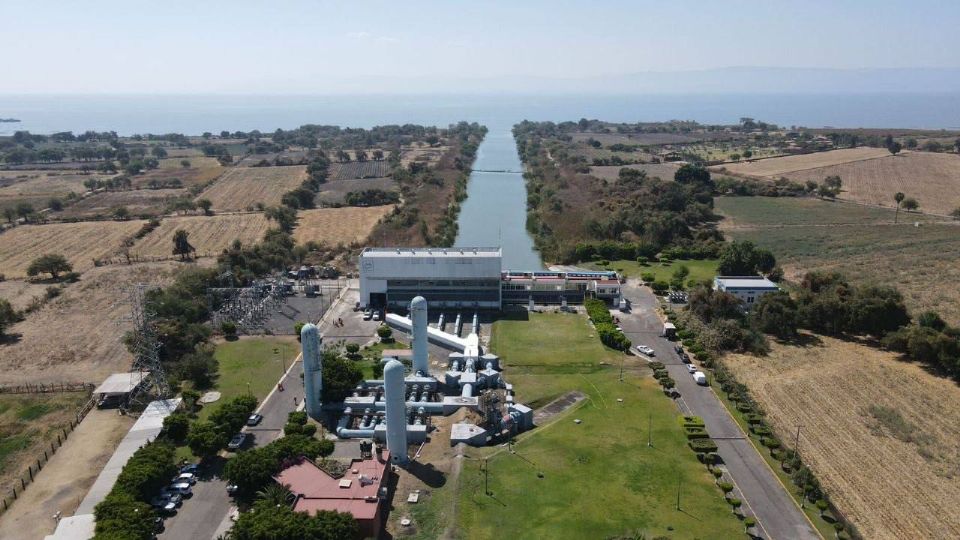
[173,472,197,485]
[179,463,200,475]
[693,371,708,386]
[226,484,239,496]
[246,413,263,426]
[96,394,123,409]
[167,483,193,497]
[686,364,697,374]
[154,516,166,533]
[372,311,381,321]
[635,345,655,356]
[150,494,180,510]
[362,309,373,320]
[680,352,691,363]
[228,432,248,451]
[158,491,183,506]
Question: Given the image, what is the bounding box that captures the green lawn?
[196,336,299,422]
[586,258,719,285]
[454,313,743,539]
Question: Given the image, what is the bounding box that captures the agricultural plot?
[132,213,270,258]
[0,220,146,278]
[0,170,102,211]
[570,131,710,145]
[0,261,189,385]
[716,147,892,178]
[399,143,448,168]
[725,336,960,540]
[330,160,391,180]
[292,206,393,246]
[716,197,960,325]
[236,150,309,167]
[315,177,397,205]
[134,157,224,189]
[590,162,680,181]
[196,165,306,211]
[782,152,960,216]
[55,188,188,219]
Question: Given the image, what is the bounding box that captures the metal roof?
[715,276,779,290]
[93,372,150,395]
[361,247,501,258]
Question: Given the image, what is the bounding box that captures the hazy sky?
[3,0,959,94]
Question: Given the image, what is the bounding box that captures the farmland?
[590,162,679,181]
[716,197,960,324]
[329,160,391,180]
[0,170,101,212]
[452,313,742,539]
[132,213,271,258]
[399,143,449,168]
[781,152,960,216]
[0,261,191,385]
[132,157,224,189]
[315,177,397,205]
[196,165,306,211]
[54,188,189,219]
[292,206,393,246]
[0,220,146,278]
[715,147,891,178]
[724,335,960,540]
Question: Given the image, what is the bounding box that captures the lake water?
[4,92,960,269]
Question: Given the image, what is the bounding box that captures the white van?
[693,371,707,386]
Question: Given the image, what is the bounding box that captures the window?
[747,297,754,303]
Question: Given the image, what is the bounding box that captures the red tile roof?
[275,453,389,522]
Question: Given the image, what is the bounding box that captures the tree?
[173,229,195,260]
[894,192,905,223]
[2,207,15,223]
[178,347,219,389]
[48,198,63,211]
[113,206,130,220]
[950,207,960,220]
[256,483,292,506]
[223,447,278,497]
[230,499,358,540]
[321,349,364,402]
[93,491,156,540]
[718,241,774,276]
[180,159,191,168]
[902,197,919,211]
[0,298,18,337]
[750,292,799,338]
[15,202,34,222]
[26,253,72,280]
[264,206,297,233]
[162,412,190,442]
[887,141,902,156]
[197,198,213,216]
[377,324,393,342]
[187,420,227,460]
[674,164,712,187]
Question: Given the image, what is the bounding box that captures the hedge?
[685,427,710,440]
[718,481,734,493]
[648,361,665,371]
[679,415,704,428]
[689,438,718,453]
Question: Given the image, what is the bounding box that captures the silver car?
[167,483,192,497]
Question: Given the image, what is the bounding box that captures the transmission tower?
[124,283,169,406]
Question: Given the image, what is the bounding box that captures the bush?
[376,324,394,342]
[718,482,734,493]
[162,412,190,442]
[680,415,705,427]
[284,422,302,435]
[300,423,317,437]
[651,280,669,294]
[751,426,771,437]
[729,498,742,508]
[736,402,753,413]
[287,411,308,425]
[761,437,781,450]
[745,413,764,425]
[220,320,237,338]
[640,272,656,283]
[744,517,757,527]
[648,361,665,370]
[685,427,709,439]
[294,321,306,337]
[660,377,675,389]
[712,469,723,478]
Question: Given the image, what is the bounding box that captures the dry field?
[197,165,306,211]
[715,197,960,325]
[329,161,391,180]
[132,213,270,257]
[590,162,680,181]
[399,143,449,167]
[55,188,188,219]
[0,170,103,211]
[293,206,393,245]
[725,335,960,540]
[0,220,146,278]
[716,147,892,178]
[782,152,960,216]
[570,131,710,145]
[0,280,49,311]
[134,158,224,189]
[0,261,193,385]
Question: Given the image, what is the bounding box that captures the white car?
[372,312,381,321]
[686,364,697,374]
[173,472,197,485]
[167,483,192,497]
[635,345,655,356]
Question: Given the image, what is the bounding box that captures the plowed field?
[0,220,145,277]
[292,206,393,246]
[132,213,270,258]
[196,166,306,211]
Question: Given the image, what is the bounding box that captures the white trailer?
[662,322,677,339]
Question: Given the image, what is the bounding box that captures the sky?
[3,0,960,94]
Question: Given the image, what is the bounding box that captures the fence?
[93,252,217,267]
[0,392,97,517]
[0,382,94,395]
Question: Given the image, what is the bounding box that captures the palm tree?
[255,483,292,506]
[894,192,905,223]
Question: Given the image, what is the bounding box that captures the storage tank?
[301,323,323,421]
[411,296,429,375]
[384,359,408,464]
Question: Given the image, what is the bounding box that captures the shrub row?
[584,298,631,351]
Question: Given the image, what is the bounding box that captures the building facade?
[713,276,780,306]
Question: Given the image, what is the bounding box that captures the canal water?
[454,129,543,270]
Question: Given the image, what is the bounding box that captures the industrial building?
[359,246,621,309]
[713,276,781,305]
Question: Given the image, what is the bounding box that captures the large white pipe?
[301,323,323,421]
[410,296,429,375]
[384,360,408,464]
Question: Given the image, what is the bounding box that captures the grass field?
[293,206,393,246]
[715,147,892,178]
[0,220,146,277]
[196,337,300,422]
[590,162,680,181]
[724,335,960,539]
[454,312,742,539]
[782,152,960,216]
[196,165,306,211]
[55,188,188,219]
[132,213,270,258]
[0,280,48,311]
[315,177,397,205]
[0,261,191,386]
[716,197,960,324]
[585,259,719,285]
[0,392,92,499]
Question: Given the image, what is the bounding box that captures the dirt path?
[0,409,133,540]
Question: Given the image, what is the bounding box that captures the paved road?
[159,282,354,540]
[619,280,819,540]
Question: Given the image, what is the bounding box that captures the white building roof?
[361,247,501,259]
[93,372,150,395]
[714,276,779,290]
[44,513,95,540]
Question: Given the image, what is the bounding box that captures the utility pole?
[647,412,653,447]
